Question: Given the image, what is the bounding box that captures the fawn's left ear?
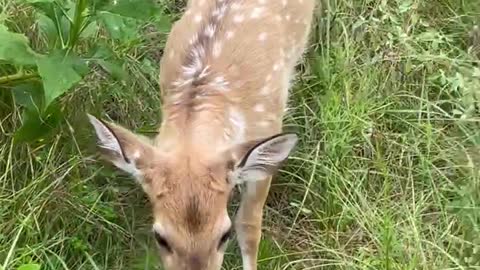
[87,114,155,181]
[229,133,298,183]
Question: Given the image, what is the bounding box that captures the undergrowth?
[1,0,480,269]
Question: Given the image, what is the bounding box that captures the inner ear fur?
[88,114,156,171]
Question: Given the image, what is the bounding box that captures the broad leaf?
[97,11,139,43]
[28,1,65,45]
[14,102,63,143]
[80,20,99,38]
[12,82,44,110]
[69,53,90,76]
[17,264,41,270]
[91,43,127,80]
[0,25,38,66]
[36,51,82,107]
[99,0,160,20]
[36,13,58,49]
[97,59,128,81]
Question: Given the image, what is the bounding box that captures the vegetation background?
[1,0,480,269]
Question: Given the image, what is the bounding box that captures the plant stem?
[0,72,39,85]
[67,0,88,50]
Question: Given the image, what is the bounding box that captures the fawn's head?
[87,114,298,270]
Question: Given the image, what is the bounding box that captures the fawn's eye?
[154,231,172,252]
[218,227,233,249]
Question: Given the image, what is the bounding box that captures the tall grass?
[1,0,480,269]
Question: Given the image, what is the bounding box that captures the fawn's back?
[157,0,315,154]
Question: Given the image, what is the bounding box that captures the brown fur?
[91,0,316,269]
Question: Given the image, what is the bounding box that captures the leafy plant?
[0,0,171,143]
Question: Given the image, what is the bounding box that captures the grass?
[1,0,480,269]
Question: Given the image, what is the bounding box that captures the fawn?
[88,0,315,269]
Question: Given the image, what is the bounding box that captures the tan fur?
[157,0,315,152]
[91,0,315,269]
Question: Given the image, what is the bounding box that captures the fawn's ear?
[87,114,155,181]
[229,133,298,184]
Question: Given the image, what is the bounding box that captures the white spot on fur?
[189,33,199,45]
[257,121,271,127]
[198,65,210,79]
[254,104,266,112]
[265,74,272,82]
[229,107,246,144]
[194,102,216,111]
[282,0,288,6]
[182,56,203,77]
[273,61,284,71]
[213,4,228,19]
[211,76,229,90]
[258,0,266,3]
[258,32,267,41]
[231,3,241,10]
[250,7,264,18]
[172,78,193,88]
[132,150,141,159]
[233,14,245,23]
[226,31,235,39]
[194,14,202,23]
[205,24,216,37]
[285,14,291,21]
[213,41,223,58]
[260,85,269,95]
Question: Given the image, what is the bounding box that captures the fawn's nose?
[186,254,208,270]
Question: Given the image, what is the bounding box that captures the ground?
[1,0,480,269]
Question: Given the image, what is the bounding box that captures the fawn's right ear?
[87,114,156,181]
[228,133,298,184]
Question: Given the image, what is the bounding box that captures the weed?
[1,0,480,269]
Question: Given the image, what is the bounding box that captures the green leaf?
[80,20,99,38]
[69,53,90,76]
[0,24,39,66]
[36,13,58,49]
[17,264,41,270]
[36,51,82,107]
[12,82,44,110]
[90,44,127,81]
[97,11,139,42]
[14,102,63,143]
[91,42,116,59]
[98,59,128,81]
[100,0,160,20]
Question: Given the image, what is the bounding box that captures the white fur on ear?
[87,114,123,155]
[87,114,142,179]
[231,133,298,183]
